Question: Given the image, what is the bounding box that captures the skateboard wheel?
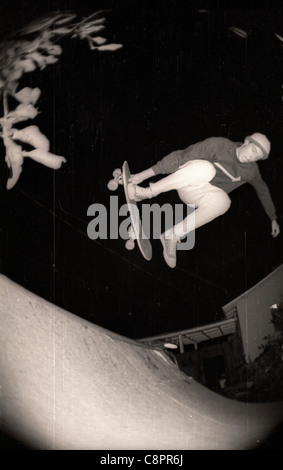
[107,179,118,191]
[125,239,135,250]
[113,168,122,177]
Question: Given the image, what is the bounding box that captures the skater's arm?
[129,168,155,184]
[151,138,226,175]
[271,219,280,238]
[151,149,192,175]
[130,137,231,181]
[129,150,186,183]
[250,166,280,237]
[129,147,194,183]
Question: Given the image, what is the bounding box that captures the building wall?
[222,264,283,362]
[174,334,245,393]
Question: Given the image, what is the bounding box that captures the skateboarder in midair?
[128,133,280,268]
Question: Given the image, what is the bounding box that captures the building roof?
[138,318,237,352]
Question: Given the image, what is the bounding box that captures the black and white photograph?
[0,0,283,451]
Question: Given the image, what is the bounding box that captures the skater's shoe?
[128,183,153,201]
[160,232,179,268]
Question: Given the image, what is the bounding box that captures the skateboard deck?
[108,161,152,261]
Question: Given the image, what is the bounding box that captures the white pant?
[149,160,231,238]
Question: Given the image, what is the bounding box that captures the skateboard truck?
[107,168,136,251]
[107,168,122,191]
[125,226,136,250]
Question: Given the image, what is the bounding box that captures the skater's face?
[236,140,264,163]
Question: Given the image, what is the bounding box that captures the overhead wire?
[13,186,229,295]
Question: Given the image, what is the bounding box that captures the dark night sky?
[0,0,283,339]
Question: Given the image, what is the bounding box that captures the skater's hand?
[271,219,280,238]
[129,173,146,184]
[129,168,155,184]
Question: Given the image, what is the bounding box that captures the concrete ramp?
[0,274,282,449]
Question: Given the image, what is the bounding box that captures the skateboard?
[107,161,152,261]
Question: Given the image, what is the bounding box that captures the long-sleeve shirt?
[151,137,277,221]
